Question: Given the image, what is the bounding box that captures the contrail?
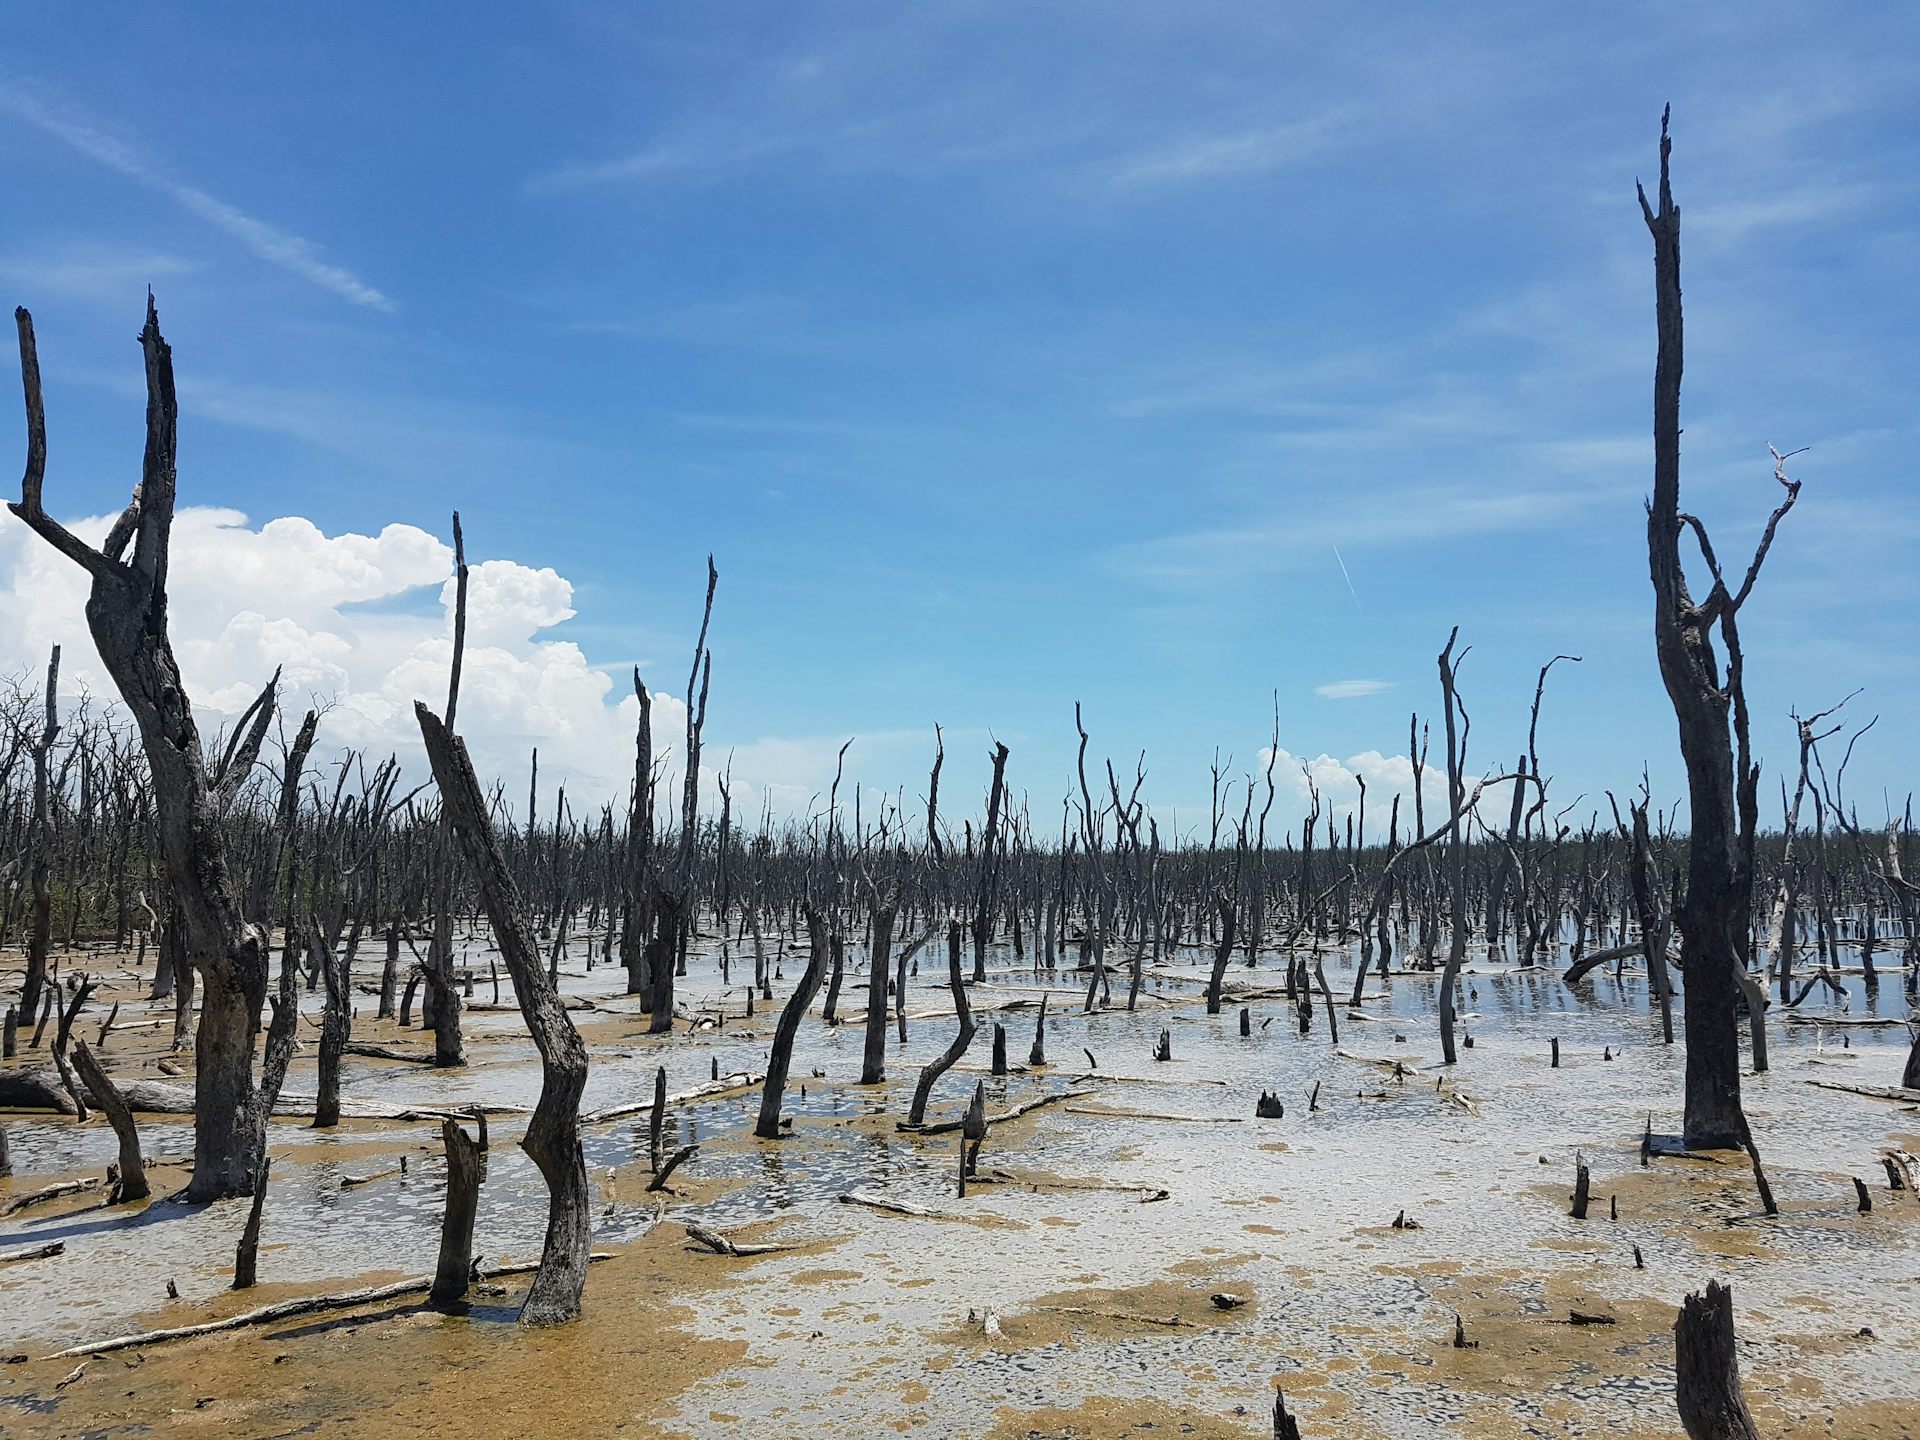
[1331,545,1362,612]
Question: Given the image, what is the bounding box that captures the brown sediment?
[950,1272,1258,1351]
[0,1225,747,1440]
[984,1394,1270,1439]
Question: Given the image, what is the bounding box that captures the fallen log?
[1807,1079,1920,1106]
[683,1222,793,1257]
[1563,943,1641,985]
[2,1177,100,1216]
[838,1189,938,1218]
[901,1087,1096,1136]
[580,1072,762,1126]
[341,1042,437,1065]
[1037,1305,1196,1329]
[40,1253,616,1360]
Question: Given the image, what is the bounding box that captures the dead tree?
[426,514,469,1067]
[755,905,829,1138]
[10,301,286,1201]
[656,558,718,1034]
[1640,111,1801,1147]
[19,645,58,1026]
[416,701,590,1326]
[971,742,1011,982]
[430,1116,483,1312]
[1674,1280,1761,1440]
[860,902,897,1085]
[907,918,975,1127]
[1436,628,1470,1065]
[70,1038,149,1202]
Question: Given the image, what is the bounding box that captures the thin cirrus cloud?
[1316,679,1392,700]
[0,83,392,312]
[1103,110,1356,193]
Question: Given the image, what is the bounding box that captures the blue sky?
[1,4,1915,833]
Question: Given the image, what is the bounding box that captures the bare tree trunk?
[20,646,59,1027]
[1674,1280,1761,1440]
[908,920,975,1128]
[1639,112,1799,1148]
[70,1039,149,1203]
[416,702,589,1326]
[430,1116,483,1312]
[971,744,1010,983]
[860,905,896,1084]
[10,302,283,1202]
[756,907,829,1139]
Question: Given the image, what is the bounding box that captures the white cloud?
[0,244,200,302]
[0,506,681,816]
[1315,679,1392,700]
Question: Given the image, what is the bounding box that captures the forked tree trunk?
[1639,111,1799,1148]
[10,301,280,1203]
[416,702,589,1326]
[908,920,975,1128]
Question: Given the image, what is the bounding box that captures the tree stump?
[431,1117,483,1312]
[1674,1280,1761,1440]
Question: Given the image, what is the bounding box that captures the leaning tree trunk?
[10,301,278,1202]
[907,919,975,1128]
[416,702,589,1326]
[70,1038,149,1203]
[756,907,830,1138]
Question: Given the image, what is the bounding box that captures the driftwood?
[1037,1305,1195,1329]
[648,1144,699,1192]
[41,1254,616,1360]
[0,1240,64,1264]
[342,1042,437,1066]
[684,1221,793,1257]
[580,1072,761,1127]
[2,1177,101,1216]
[839,1189,938,1218]
[1807,1079,1920,1106]
[902,1087,1095,1136]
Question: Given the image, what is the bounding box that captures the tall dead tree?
[10,300,285,1201]
[656,558,717,1034]
[416,702,589,1325]
[19,645,58,1026]
[426,514,469,1067]
[1436,628,1470,1066]
[1640,110,1801,1147]
[971,742,1010,983]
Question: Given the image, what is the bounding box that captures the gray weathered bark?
[10,302,276,1202]
[416,701,589,1326]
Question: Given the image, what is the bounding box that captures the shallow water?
[3,932,1916,1437]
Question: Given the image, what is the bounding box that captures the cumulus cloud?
[0,506,704,816]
